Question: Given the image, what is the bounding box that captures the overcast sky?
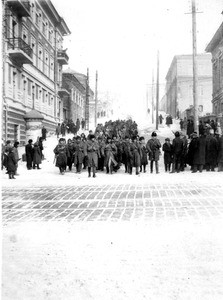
[52,0,223,119]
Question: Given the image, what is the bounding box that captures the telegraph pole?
[85,68,89,130]
[156,51,159,130]
[192,0,199,133]
[94,71,98,129]
[151,70,154,124]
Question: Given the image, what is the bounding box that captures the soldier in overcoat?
[205,130,218,171]
[139,136,148,173]
[146,132,161,174]
[87,135,99,178]
[33,142,42,169]
[73,136,85,173]
[217,134,223,171]
[162,138,173,172]
[25,139,34,170]
[54,138,70,175]
[192,133,206,173]
[129,136,141,175]
[104,137,118,174]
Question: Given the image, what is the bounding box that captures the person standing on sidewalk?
[87,135,99,178]
[54,138,70,175]
[171,131,184,173]
[25,139,34,170]
[6,146,17,179]
[129,136,141,175]
[12,141,20,175]
[162,138,173,172]
[33,142,42,169]
[73,136,85,174]
[146,132,161,174]
[139,136,148,173]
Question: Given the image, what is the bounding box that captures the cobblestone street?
[2,182,223,224]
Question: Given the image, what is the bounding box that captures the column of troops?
[53,120,223,177]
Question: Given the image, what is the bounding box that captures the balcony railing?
[57,50,69,65]
[8,38,33,64]
[7,0,31,17]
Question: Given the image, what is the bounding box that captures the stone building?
[164,54,212,119]
[205,21,223,132]
[2,0,70,144]
[62,68,94,130]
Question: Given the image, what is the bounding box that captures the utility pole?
[85,68,89,130]
[94,71,98,129]
[151,70,154,124]
[156,51,159,130]
[192,0,199,133]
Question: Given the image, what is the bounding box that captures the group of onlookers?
[55,118,86,138]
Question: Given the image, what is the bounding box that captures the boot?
[143,165,146,173]
[8,173,12,179]
[106,166,109,174]
[170,163,175,173]
[93,167,96,178]
[129,167,132,175]
[136,167,139,175]
[150,161,153,173]
[88,167,91,177]
[155,162,159,174]
[11,173,16,179]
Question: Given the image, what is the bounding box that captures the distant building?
[2,0,70,143]
[164,54,212,119]
[62,68,94,129]
[205,21,223,132]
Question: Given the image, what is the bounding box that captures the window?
[49,28,53,43]
[35,84,38,100]
[38,44,43,72]
[42,21,46,35]
[13,71,16,98]
[28,79,32,96]
[8,64,12,84]
[45,50,49,76]
[22,26,28,43]
[17,71,20,89]
[46,92,48,105]
[31,36,36,66]
[39,88,42,101]
[221,102,223,112]
[50,56,54,80]
[42,89,46,103]
[32,85,35,102]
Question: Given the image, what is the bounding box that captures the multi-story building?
[2,0,70,144]
[164,54,212,119]
[61,69,86,123]
[205,21,223,132]
[61,68,94,129]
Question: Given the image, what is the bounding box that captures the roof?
[205,22,223,52]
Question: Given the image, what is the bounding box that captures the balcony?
[8,38,33,65]
[58,87,70,98]
[7,0,31,17]
[57,50,69,65]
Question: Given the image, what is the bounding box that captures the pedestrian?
[61,123,66,137]
[86,134,99,178]
[12,141,20,175]
[54,138,69,175]
[38,137,44,160]
[42,126,47,141]
[193,133,206,173]
[129,136,141,175]
[97,136,105,171]
[146,132,161,174]
[2,140,12,173]
[180,134,188,171]
[33,142,42,169]
[25,139,34,170]
[104,137,118,174]
[6,146,17,179]
[217,134,223,172]
[139,136,148,173]
[179,119,184,131]
[205,129,218,171]
[162,138,173,172]
[67,138,74,171]
[76,118,80,132]
[159,114,164,125]
[73,136,85,173]
[56,123,61,139]
[81,118,85,130]
[171,131,184,173]
[122,136,131,173]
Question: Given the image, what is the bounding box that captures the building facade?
[206,21,223,132]
[164,54,212,119]
[62,68,95,130]
[2,0,70,144]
